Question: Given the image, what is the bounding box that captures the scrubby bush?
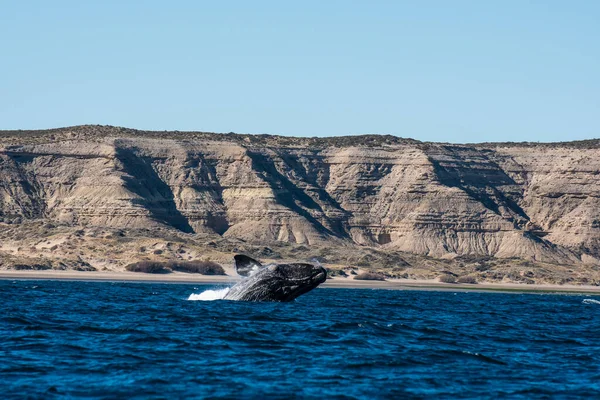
[326,268,348,278]
[439,274,457,283]
[169,260,225,275]
[12,263,52,271]
[73,264,97,272]
[125,260,226,275]
[125,261,172,274]
[354,272,386,281]
[457,275,477,284]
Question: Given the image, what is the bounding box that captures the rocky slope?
[1,125,599,283]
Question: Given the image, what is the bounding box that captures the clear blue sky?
[1,1,598,142]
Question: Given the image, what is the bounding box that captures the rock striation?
[1,125,599,268]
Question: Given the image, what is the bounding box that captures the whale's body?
[223,255,327,302]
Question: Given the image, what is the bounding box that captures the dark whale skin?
[224,262,327,302]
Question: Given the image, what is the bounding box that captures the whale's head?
[261,262,327,301]
[227,255,327,302]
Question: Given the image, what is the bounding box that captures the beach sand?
[2,270,600,295]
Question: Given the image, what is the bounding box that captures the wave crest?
[188,288,230,301]
[582,298,600,305]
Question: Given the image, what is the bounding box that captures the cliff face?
[1,126,599,266]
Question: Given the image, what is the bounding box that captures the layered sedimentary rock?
[0,125,598,265]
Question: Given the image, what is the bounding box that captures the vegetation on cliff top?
[2,124,597,148]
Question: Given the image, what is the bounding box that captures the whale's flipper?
[234,255,263,277]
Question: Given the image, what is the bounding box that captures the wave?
[188,288,230,301]
[582,298,600,305]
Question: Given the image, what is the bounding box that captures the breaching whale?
[223,255,327,302]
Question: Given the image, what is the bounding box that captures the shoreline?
[2,270,600,295]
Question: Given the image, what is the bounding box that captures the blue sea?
[1,280,600,399]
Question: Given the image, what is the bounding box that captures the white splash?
[582,298,600,305]
[311,258,323,268]
[188,288,230,301]
[249,265,262,276]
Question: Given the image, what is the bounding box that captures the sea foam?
[188,288,230,301]
[582,298,600,305]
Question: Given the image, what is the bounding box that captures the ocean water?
[2,281,600,399]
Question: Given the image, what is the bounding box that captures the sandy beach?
[2,270,600,295]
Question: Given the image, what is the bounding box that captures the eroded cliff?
[1,125,599,282]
